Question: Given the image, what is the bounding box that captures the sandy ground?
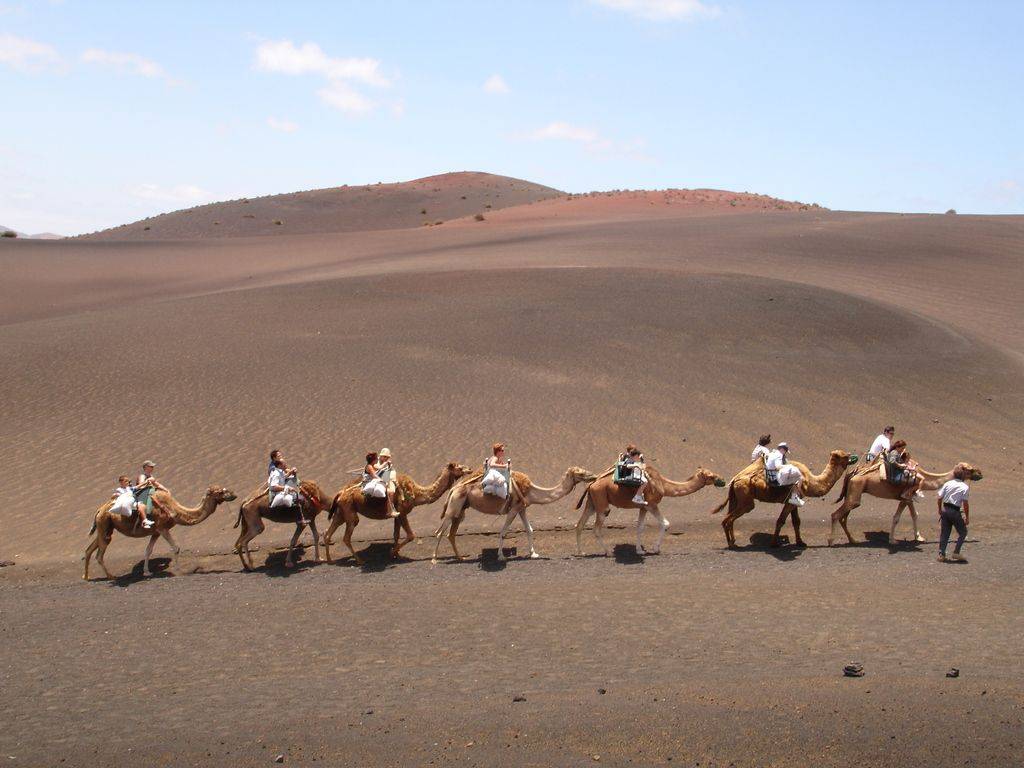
[1,186,1022,765]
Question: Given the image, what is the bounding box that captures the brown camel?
[573,466,727,556]
[711,450,859,548]
[828,461,983,546]
[432,466,597,562]
[83,485,237,580]
[233,479,332,570]
[322,461,473,564]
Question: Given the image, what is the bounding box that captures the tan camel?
[233,479,332,570]
[573,466,726,556]
[711,450,859,547]
[322,461,473,564]
[83,485,237,580]
[432,466,597,562]
[828,461,983,546]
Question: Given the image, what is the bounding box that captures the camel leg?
[342,517,364,565]
[518,508,540,558]
[307,518,321,563]
[160,529,182,572]
[771,505,790,547]
[790,507,805,546]
[829,504,850,546]
[83,535,100,580]
[908,503,924,542]
[322,515,341,563]
[431,515,451,563]
[448,515,466,560]
[235,516,262,571]
[143,534,159,576]
[495,506,519,561]
[647,505,670,554]
[635,507,648,555]
[837,509,856,545]
[393,514,415,557]
[574,497,595,556]
[94,533,114,580]
[593,510,610,556]
[284,521,306,568]
[890,502,905,544]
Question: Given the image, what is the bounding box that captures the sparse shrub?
[729,200,737,207]
[484,204,492,209]
[434,220,443,225]
[243,214,255,219]
[214,221,220,225]
[273,219,283,226]
[420,208,427,215]
[946,209,957,215]
[460,195,467,200]
[2,230,17,238]
[144,226,151,231]
[474,213,485,221]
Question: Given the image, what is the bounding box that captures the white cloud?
[317,80,375,114]
[483,73,509,94]
[130,183,212,205]
[254,39,391,115]
[81,48,179,85]
[267,116,299,133]
[590,0,720,21]
[0,33,62,72]
[530,121,611,150]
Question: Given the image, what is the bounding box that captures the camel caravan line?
[83,442,983,580]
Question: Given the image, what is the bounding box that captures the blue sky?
[2,0,1022,234]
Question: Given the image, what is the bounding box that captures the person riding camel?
[362,451,399,516]
[751,434,772,463]
[886,440,925,502]
[133,459,171,526]
[765,441,805,507]
[109,474,154,529]
[620,444,649,506]
[482,443,510,499]
[268,453,306,524]
[374,448,399,516]
[868,426,895,462]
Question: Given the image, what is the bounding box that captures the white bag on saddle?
[777,465,803,486]
[362,478,387,499]
[482,468,509,498]
[111,491,135,517]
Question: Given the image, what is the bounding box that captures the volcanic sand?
[1,179,1022,766]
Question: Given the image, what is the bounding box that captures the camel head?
[298,479,330,509]
[696,467,727,487]
[956,462,983,482]
[208,485,238,504]
[567,466,599,484]
[447,461,474,479]
[830,450,859,467]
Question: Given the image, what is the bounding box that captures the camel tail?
[835,471,853,503]
[575,482,594,510]
[233,506,243,529]
[88,519,97,535]
[711,483,734,515]
[327,496,340,522]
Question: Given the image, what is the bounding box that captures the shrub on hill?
[1,230,17,238]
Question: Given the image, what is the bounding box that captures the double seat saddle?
[613,461,643,488]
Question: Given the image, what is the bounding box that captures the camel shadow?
[109,557,174,586]
[262,546,319,577]
[613,543,644,565]
[863,530,923,553]
[356,542,400,573]
[745,533,804,562]
[479,547,515,571]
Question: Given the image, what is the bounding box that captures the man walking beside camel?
[937,467,972,562]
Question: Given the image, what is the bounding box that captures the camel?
[828,461,983,546]
[233,479,332,570]
[432,466,597,563]
[573,466,727,556]
[322,461,473,564]
[83,485,237,580]
[711,450,859,548]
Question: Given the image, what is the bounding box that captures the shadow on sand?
[863,530,923,553]
[737,532,805,562]
[261,546,320,577]
[109,556,174,586]
[612,543,644,565]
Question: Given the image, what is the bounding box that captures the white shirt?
[938,479,970,509]
[869,434,891,457]
[765,449,785,471]
[268,466,292,490]
[751,445,770,462]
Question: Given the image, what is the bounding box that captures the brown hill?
[76,171,562,240]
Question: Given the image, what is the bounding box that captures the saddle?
[764,467,780,488]
[613,461,643,488]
